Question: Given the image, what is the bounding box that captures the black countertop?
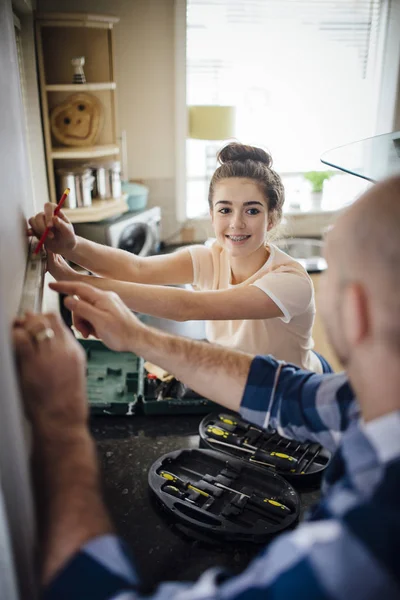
[90,316,321,594]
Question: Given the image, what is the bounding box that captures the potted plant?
[303,171,335,209]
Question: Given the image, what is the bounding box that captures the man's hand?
[49,280,146,351]
[28,203,77,254]
[13,311,88,433]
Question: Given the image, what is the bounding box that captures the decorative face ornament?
[50,92,103,147]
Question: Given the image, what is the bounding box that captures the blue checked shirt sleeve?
[43,510,399,600]
[240,355,358,453]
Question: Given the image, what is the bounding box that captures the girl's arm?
[52,259,283,322]
[68,239,194,285]
[29,204,194,285]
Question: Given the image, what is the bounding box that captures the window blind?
[186,0,386,216]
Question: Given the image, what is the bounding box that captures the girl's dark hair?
[208,142,285,227]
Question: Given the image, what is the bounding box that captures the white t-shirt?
[188,241,322,373]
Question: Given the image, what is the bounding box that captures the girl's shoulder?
[267,244,310,277]
[188,239,222,263]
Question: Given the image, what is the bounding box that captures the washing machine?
[73,206,161,256]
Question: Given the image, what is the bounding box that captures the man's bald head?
[327,175,400,351]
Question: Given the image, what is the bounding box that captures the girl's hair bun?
[217,142,273,168]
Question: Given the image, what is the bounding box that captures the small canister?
[109,161,122,199]
[68,167,93,208]
[92,165,110,199]
[77,168,94,207]
[56,168,78,209]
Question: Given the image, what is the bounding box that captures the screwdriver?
[179,465,292,515]
[159,470,210,497]
[213,482,291,515]
[206,426,298,472]
[217,414,262,433]
[162,484,196,504]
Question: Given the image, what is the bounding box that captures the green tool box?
[79,338,215,416]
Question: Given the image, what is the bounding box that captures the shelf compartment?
[51,143,119,160]
[46,82,116,92]
[48,89,116,147]
[40,26,113,84]
[63,196,128,223]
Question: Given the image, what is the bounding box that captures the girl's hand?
[47,250,78,281]
[28,203,76,254]
[49,280,145,352]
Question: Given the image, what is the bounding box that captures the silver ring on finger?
[32,327,55,344]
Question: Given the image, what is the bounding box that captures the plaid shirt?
[43,356,400,600]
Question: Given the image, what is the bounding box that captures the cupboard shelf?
[46,82,116,92]
[36,11,121,215]
[51,144,120,160]
[63,196,128,223]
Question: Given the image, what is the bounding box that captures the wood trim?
[35,20,57,203]
[35,12,119,25]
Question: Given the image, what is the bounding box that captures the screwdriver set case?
[148,448,300,543]
[199,412,332,486]
[79,339,215,416]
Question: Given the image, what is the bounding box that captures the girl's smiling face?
[211,178,271,258]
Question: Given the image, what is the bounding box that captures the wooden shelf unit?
[35,12,126,220]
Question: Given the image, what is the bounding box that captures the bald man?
[14,176,400,599]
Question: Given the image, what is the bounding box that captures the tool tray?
[148,448,300,543]
[79,339,214,416]
[199,412,332,486]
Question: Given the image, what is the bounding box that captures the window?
[185,0,387,218]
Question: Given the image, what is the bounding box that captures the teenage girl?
[29,143,327,372]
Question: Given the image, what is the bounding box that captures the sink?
[275,238,327,273]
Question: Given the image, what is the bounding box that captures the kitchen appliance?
[73,206,161,256]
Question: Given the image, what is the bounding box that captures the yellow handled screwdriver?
[159,470,210,497]
[206,426,298,472]
[163,485,196,504]
[214,481,291,515]
[177,465,292,517]
[218,414,262,433]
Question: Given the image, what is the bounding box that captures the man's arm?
[33,428,114,585]
[44,501,394,600]
[52,281,356,449]
[13,313,114,585]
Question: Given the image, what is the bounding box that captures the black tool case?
[148,448,300,543]
[79,339,215,416]
[199,412,332,486]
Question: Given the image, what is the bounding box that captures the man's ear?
[342,282,369,348]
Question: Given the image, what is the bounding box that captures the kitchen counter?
[90,316,321,594]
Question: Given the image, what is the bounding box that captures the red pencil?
[34,188,70,255]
